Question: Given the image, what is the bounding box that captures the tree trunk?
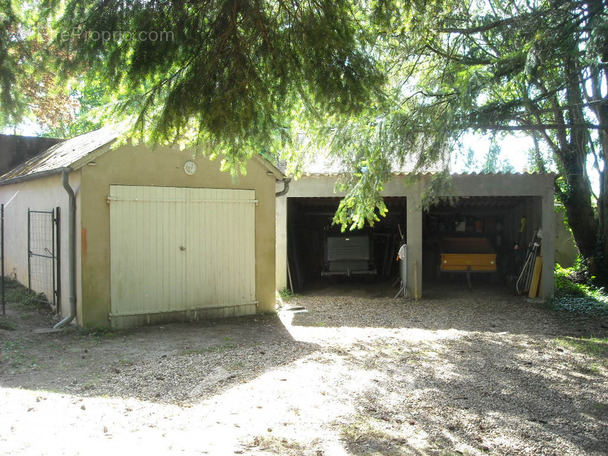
[553,53,605,282]
[592,100,608,282]
[559,171,598,259]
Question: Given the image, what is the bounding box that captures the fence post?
[55,207,61,312]
[27,208,31,290]
[1,203,4,316]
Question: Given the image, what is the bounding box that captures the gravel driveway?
[1,284,607,455]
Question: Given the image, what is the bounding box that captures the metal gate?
[27,208,60,309]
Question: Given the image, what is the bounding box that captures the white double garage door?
[109,185,256,318]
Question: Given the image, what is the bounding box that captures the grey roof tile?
[0,127,119,183]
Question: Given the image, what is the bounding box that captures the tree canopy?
[43,0,386,166]
[374,0,608,277]
[2,0,608,280]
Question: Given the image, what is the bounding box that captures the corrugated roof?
[298,170,554,178]
[297,150,445,176]
[0,127,119,184]
[291,149,554,177]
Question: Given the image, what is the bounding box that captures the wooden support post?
[529,257,543,298]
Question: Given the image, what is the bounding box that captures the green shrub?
[555,264,587,297]
[553,264,608,315]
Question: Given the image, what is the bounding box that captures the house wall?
[79,144,277,327]
[278,173,555,299]
[0,172,82,319]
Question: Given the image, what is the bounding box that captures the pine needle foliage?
[2,0,607,275]
[44,0,385,167]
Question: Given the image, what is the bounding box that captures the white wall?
[0,172,81,317]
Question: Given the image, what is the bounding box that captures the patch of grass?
[341,415,404,455]
[0,316,16,330]
[249,435,306,453]
[2,339,34,368]
[557,336,608,359]
[556,336,608,373]
[3,278,48,308]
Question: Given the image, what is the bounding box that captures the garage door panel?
[110,185,256,318]
[185,188,256,309]
[110,186,188,316]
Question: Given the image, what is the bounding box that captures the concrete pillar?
[275,195,288,291]
[540,183,555,299]
[406,192,423,299]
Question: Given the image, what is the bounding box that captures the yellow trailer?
[440,237,497,287]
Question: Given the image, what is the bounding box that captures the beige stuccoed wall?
[79,143,277,328]
[554,206,579,267]
[0,172,82,320]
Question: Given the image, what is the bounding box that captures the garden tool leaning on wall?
[516,228,543,295]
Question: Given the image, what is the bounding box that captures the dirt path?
[1,285,607,455]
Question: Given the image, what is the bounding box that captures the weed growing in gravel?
[178,342,236,356]
[78,327,115,339]
[0,316,16,330]
[279,289,297,299]
[228,362,244,371]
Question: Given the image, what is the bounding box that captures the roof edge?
[0,167,71,187]
[69,140,117,171]
[299,171,558,178]
[253,155,285,179]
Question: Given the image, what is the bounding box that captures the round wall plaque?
[184,161,197,175]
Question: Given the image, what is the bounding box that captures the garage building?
[0,128,282,328]
[277,171,556,298]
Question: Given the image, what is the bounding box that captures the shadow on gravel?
[285,284,608,455]
[342,334,607,455]
[0,309,319,404]
[289,282,608,338]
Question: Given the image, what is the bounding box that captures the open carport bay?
[423,196,541,289]
[286,194,542,296]
[286,197,407,293]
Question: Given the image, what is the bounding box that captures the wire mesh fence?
[28,208,59,308]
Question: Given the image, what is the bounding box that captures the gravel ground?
[1,283,607,455]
